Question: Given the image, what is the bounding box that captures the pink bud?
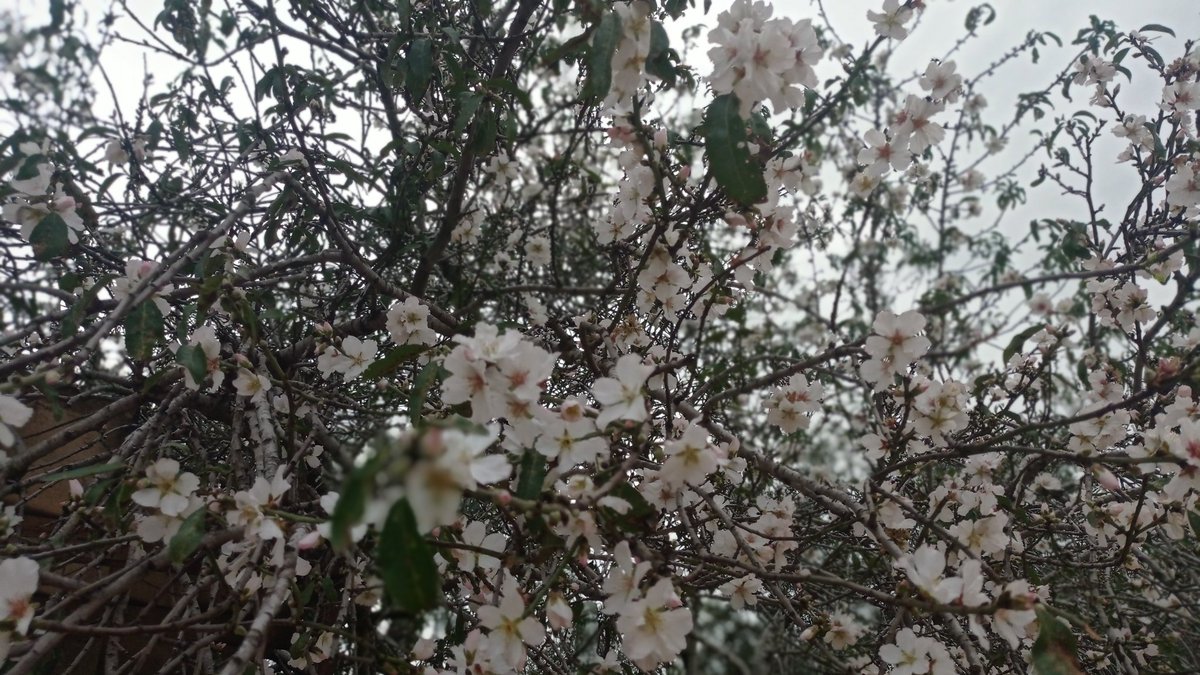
[52,195,76,212]
[412,637,436,660]
[1093,466,1121,492]
[297,529,323,550]
[496,490,512,506]
[68,479,84,498]
[679,165,691,180]
[799,626,819,641]
[138,260,155,277]
[234,353,251,367]
[653,129,668,149]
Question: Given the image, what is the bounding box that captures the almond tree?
[0,0,1198,672]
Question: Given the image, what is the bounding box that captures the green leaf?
[470,107,498,155]
[702,94,767,206]
[663,0,689,18]
[329,460,373,552]
[29,213,71,261]
[1188,509,1200,537]
[378,499,441,613]
[1003,324,1045,364]
[454,91,485,134]
[84,477,116,506]
[409,361,444,422]
[168,509,207,564]
[49,0,66,30]
[645,21,674,84]
[39,461,125,484]
[124,301,165,362]
[62,275,111,337]
[361,345,425,381]
[516,449,547,500]
[1138,23,1176,37]
[406,37,434,101]
[175,343,209,384]
[582,12,621,102]
[1032,607,1084,675]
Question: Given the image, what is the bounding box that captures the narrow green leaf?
[176,343,209,384]
[29,213,70,261]
[124,301,165,362]
[409,361,443,422]
[168,509,207,564]
[407,37,434,101]
[454,92,485,134]
[1138,23,1176,37]
[39,461,125,484]
[378,498,441,613]
[362,345,425,381]
[329,462,372,552]
[49,0,66,29]
[1002,324,1045,364]
[516,449,547,500]
[645,21,674,83]
[702,94,767,206]
[62,275,111,337]
[583,12,621,102]
[84,477,116,506]
[1032,607,1084,675]
[470,107,498,155]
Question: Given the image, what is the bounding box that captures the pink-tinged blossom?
[602,541,652,616]
[1166,164,1200,209]
[0,395,33,449]
[859,128,910,177]
[386,297,437,346]
[477,573,545,670]
[442,323,554,424]
[707,0,824,116]
[992,580,1039,648]
[112,260,173,315]
[918,59,962,102]
[1071,55,1116,85]
[661,422,721,488]
[0,556,38,635]
[899,544,957,603]
[861,310,931,389]
[404,425,508,533]
[719,575,762,610]
[181,325,225,392]
[227,467,290,540]
[879,627,932,675]
[455,521,506,573]
[868,0,913,40]
[233,368,272,401]
[137,495,204,544]
[0,556,38,660]
[592,354,654,427]
[615,578,693,671]
[824,612,865,650]
[1163,81,1200,116]
[893,95,946,154]
[132,457,201,517]
[338,336,377,380]
[546,592,573,630]
[766,375,824,433]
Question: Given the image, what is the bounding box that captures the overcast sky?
[5,0,1197,294]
